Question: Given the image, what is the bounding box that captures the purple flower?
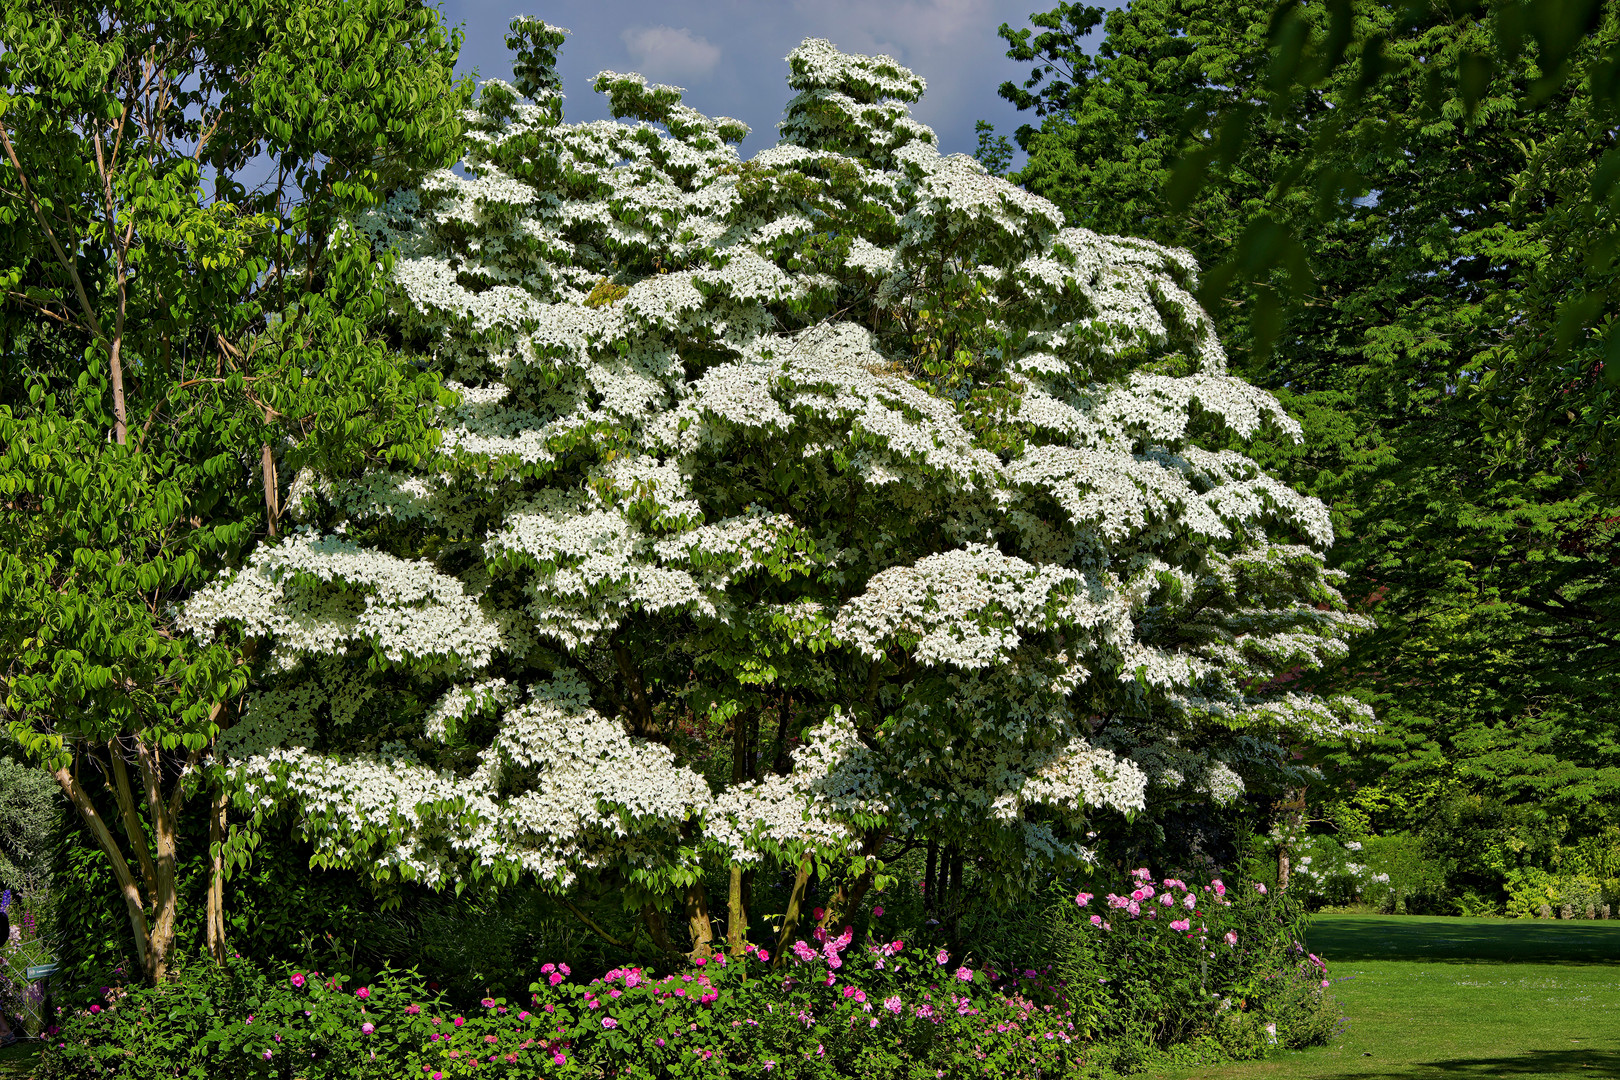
[0,890,10,913]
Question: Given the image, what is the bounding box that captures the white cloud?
[621,25,722,83]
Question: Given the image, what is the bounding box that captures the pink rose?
[355,987,370,1000]
[1075,892,1093,907]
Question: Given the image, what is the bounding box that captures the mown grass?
[1154,916,1620,1080]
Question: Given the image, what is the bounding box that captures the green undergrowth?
[0,1042,38,1080]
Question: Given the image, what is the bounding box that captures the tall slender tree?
[0,0,468,981]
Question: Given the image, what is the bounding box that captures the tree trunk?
[772,693,793,774]
[726,867,749,958]
[684,881,714,961]
[932,844,954,918]
[206,786,229,964]
[51,764,154,980]
[260,442,279,537]
[945,849,963,929]
[772,860,812,968]
[924,839,938,915]
[1276,785,1305,891]
[643,903,675,957]
[725,707,752,958]
[818,830,886,931]
[135,739,180,983]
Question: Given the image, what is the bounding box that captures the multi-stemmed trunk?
[51,737,203,984]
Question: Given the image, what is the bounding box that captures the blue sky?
[439,1,1115,160]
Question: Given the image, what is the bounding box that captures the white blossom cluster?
[186,30,1371,905]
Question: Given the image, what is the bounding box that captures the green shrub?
[0,757,58,892]
[1287,835,1392,911]
[1504,869,1620,919]
[40,960,432,1080]
[1361,834,1451,914]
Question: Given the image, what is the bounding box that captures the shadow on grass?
[1306,916,1620,964]
[1308,1049,1620,1078]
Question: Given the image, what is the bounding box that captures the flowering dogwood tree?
[183,20,1371,960]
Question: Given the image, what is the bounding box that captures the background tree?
[999,0,1618,898]
[0,0,468,982]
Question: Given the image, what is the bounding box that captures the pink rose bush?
[1056,871,1342,1055]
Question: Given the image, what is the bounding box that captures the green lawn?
[1155,916,1620,1080]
